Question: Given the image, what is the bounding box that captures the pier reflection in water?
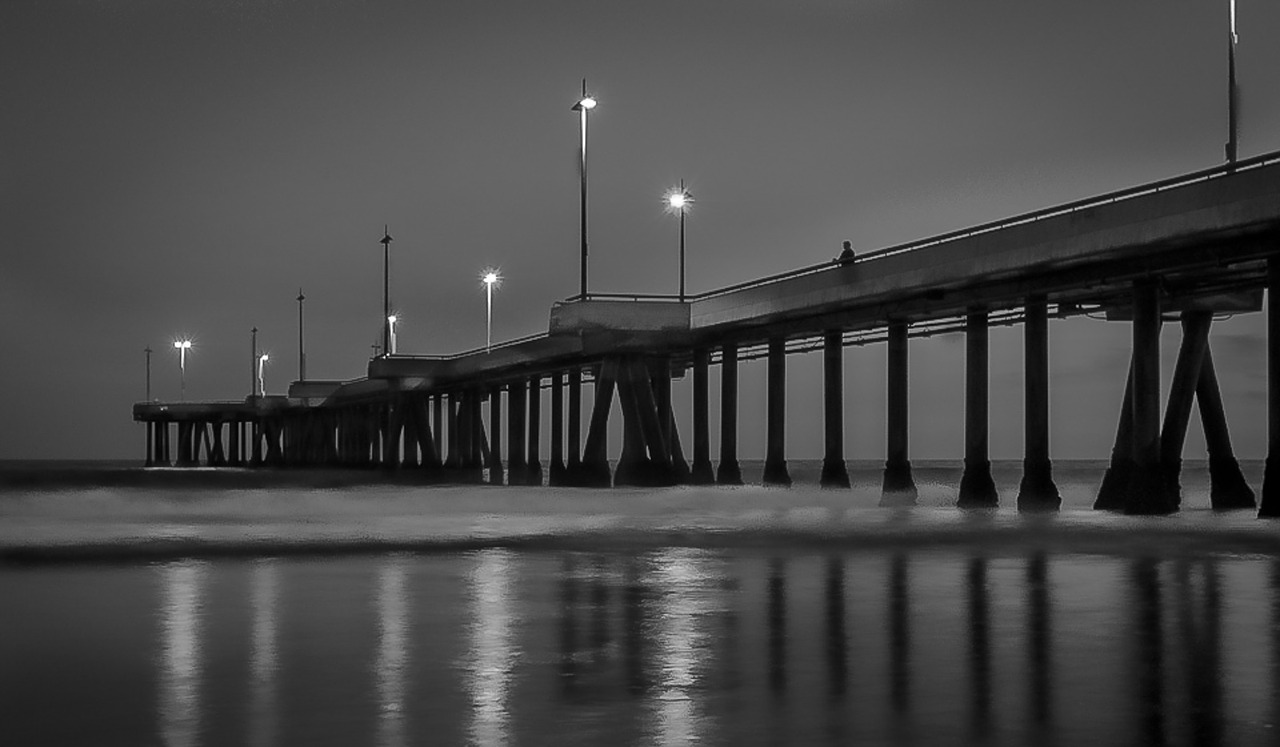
[6,547,1280,745]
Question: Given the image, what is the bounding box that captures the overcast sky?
[3,0,1278,462]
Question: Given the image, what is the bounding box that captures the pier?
[135,152,1280,515]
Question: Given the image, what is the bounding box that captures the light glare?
[578,96,596,110]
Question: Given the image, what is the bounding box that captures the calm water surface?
[3,461,1280,746]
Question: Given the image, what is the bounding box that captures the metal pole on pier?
[297,288,306,382]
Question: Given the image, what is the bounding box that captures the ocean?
[3,459,1279,746]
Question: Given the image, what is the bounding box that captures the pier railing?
[559,150,1280,306]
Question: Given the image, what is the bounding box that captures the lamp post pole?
[174,340,191,401]
[297,288,306,381]
[572,80,597,300]
[482,270,501,353]
[1226,0,1239,164]
[144,346,152,402]
[381,226,393,356]
[665,180,693,301]
[251,327,258,397]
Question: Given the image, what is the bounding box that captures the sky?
[2,0,1279,462]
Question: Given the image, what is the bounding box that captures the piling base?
[548,461,568,487]
[820,458,851,489]
[571,461,612,488]
[717,460,743,486]
[762,459,792,487]
[1162,458,1185,509]
[1207,456,1255,509]
[615,459,677,488]
[1094,459,1133,511]
[880,460,917,506]
[1258,456,1280,517]
[1016,459,1060,512]
[525,463,544,487]
[958,458,999,508]
[690,459,715,485]
[1124,464,1174,515]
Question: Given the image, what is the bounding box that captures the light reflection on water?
[6,546,1280,745]
[466,549,517,747]
[647,549,722,745]
[248,559,278,747]
[157,560,205,747]
[375,556,410,747]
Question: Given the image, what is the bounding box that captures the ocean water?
[3,460,1280,746]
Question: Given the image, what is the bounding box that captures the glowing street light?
[173,339,192,400]
[258,353,269,396]
[387,315,398,355]
[571,79,597,299]
[664,180,694,301]
[481,269,501,353]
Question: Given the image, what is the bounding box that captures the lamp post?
[1226,0,1239,163]
[380,226,393,356]
[251,327,258,397]
[144,346,153,402]
[297,288,306,381]
[571,79,597,300]
[388,315,398,355]
[481,269,501,353]
[174,339,192,400]
[258,354,269,397]
[665,180,694,301]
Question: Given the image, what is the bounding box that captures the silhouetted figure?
[836,240,856,263]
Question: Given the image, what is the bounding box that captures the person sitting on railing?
[836,240,856,264]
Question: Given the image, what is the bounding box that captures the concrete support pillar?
[1094,361,1134,510]
[524,378,540,483]
[144,422,155,467]
[445,394,460,470]
[489,387,505,485]
[614,358,648,486]
[652,358,690,483]
[580,361,616,486]
[717,343,743,485]
[402,404,419,469]
[550,372,567,486]
[1160,312,1212,508]
[691,348,715,484]
[1017,297,1060,511]
[509,381,528,485]
[1197,348,1256,508]
[763,336,791,486]
[229,420,241,466]
[959,309,998,507]
[251,419,263,466]
[1126,278,1171,514]
[432,395,443,463]
[211,421,226,466]
[160,422,171,465]
[382,400,402,471]
[568,367,583,478]
[176,422,193,467]
[821,330,851,488]
[882,321,917,504]
[1263,257,1280,516]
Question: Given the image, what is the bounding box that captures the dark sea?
[3,459,1279,746]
